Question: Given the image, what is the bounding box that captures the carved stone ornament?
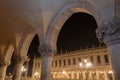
[96,17,120,46]
[38,43,54,57]
[13,54,26,63]
[0,54,10,67]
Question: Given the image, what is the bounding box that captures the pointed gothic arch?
[45,1,102,51]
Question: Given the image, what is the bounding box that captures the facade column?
[96,71,100,80]
[57,60,60,67]
[96,17,120,80]
[104,70,108,80]
[82,71,86,80]
[89,72,93,80]
[0,60,10,80]
[12,54,26,80]
[38,44,54,80]
[76,72,79,79]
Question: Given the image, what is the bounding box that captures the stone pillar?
[39,43,54,80]
[76,72,79,79]
[104,71,108,80]
[96,71,100,80]
[96,17,120,80]
[0,61,10,80]
[89,72,93,80]
[12,54,26,80]
[57,60,60,67]
[82,71,86,80]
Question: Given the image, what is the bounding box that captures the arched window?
[104,55,109,63]
[91,56,93,63]
[63,59,66,66]
[97,56,101,63]
[59,60,61,66]
[55,60,57,67]
[73,58,76,65]
[68,59,70,65]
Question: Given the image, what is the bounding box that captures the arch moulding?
[45,1,102,51]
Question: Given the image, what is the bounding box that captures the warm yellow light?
[79,63,82,67]
[84,59,87,63]
[86,62,92,67]
[62,70,67,74]
[34,72,40,76]
[21,66,26,72]
[108,70,113,74]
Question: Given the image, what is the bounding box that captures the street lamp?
[21,66,26,80]
[79,59,92,80]
[21,66,26,72]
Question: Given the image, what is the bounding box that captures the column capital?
[96,17,120,46]
[38,43,55,57]
[0,54,10,67]
[13,54,27,63]
[0,60,11,67]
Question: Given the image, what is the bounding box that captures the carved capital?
[96,17,120,46]
[38,43,54,57]
[0,54,11,67]
[0,61,11,67]
[13,54,27,63]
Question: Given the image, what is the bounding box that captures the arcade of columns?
[0,0,119,80]
[33,46,112,80]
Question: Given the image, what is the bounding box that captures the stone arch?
[18,30,36,57]
[3,28,37,63]
[45,1,102,50]
[4,44,14,63]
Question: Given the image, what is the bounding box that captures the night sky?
[7,12,105,76]
[57,12,104,52]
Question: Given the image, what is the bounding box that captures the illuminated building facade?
[32,46,113,80]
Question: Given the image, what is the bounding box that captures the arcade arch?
[45,1,102,51]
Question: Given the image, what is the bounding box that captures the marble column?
[89,72,93,80]
[0,61,10,80]
[82,71,86,80]
[96,17,120,80]
[104,71,108,80]
[12,54,26,80]
[96,71,100,80]
[38,44,54,80]
[76,72,79,79]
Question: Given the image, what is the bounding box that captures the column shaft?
[13,62,23,80]
[104,71,108,80]
[0,65,7,80]
[108,44,120,80]
[41,56,52,80]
